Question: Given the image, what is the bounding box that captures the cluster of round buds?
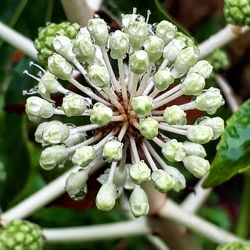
[24,9,225,217]
[0,220,44,250]
[206,49,230,72]
[224,0,250,26]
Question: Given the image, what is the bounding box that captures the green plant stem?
[236,173,250,238]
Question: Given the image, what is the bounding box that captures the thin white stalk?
[152,137,165,148]
[1,158,104,222]
[141,142,158,171]
[152,116,164,122]
[103,87,124,111]
[158,123,187,136]
[0,21,37,59]
[150,88,160,98]
[111,115,126,122]
[118,122,128,141]
[136,64,153,96]
[118,58,128,102]
[101,47,120,93]
[179,101,196,111]
[159,199,243,244]
[129,136,140,162]
[198,25,249,59]
[159,58,169,70]
[94,130,118,151]
[107,161,118,183]
[43,218,150,243]
[129,73,140,100]
[154,85,181,103]
[153,90,183,109]
[142,79,154,96]
[70,124,102,134]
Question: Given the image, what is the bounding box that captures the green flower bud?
[153,68,174,91]
[224,0,250,26]
[129,185,149,217]
[109,30,129,59]
[48,53,73,80]
[127,20,148,50]
[39,145,68,170]
[169,167,186,192]
[139,117,158,139]
[162,38,186,63]
[174,32,196,47]
[130,50,149,75]
[172,47,198,77]
[25,96,54,119]
[73,29,96,64]
[87,17,109,47]
[122,14,139,31]
[199,117,225,140]
[52,35,75,61]
[96,182,117,211]
[144,36,164,62]
[195,87,225,114]
[65,170,88,200]
[90,102,113,125]
[62,94,86,117]
[182,141,207,158]
[72,146,96,167]
[88,64,110,88]
[0,220,44,250]
[41,121,70,144]
[162,139,186,162]
[131,96,153,116]
[188,60,213,79]
[129,161,151,184]
[207,49,230,71]
[183,155,210,178]
[181,73,205,96]
[155,20,177,44]
[151,169,175,192]
[103,139,123,162]
[39,71,62,94]
[163,105,187,125]
[217,242,250,250]
[186,125,213,144]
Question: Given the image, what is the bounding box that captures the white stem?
[179,101,196,111]
[152,137,165,148]
[198,25,249,58]
[94,130,117,151]
[159,58,169,70]
[101,47,120,93]
[154,85,181,103]
[0,21,37,59]
[158,123,187,136]
[107,161,118,182]
[129,136,140,162]
[152,116,164,122]
[142,79,154,96]
[159,200,243,244]
[118,58,128,102]
[141,142,158,171]
[136,64,153,96]
[71,124,102,134]
[118,122,128,141]
[103,87,124,110]
[44,218,150,243]
[153,90,183,109]
[150,88,160,98]
[129,73,140,100]
[111,115,125,122]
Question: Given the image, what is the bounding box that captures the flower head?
[24,9,224,216]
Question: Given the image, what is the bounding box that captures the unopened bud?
[103,139,123,162]
[131,96,153,116]
[153,68,174,91]
[162,139,186,162]
[181,73,205,96]
[139,117,158,140]
[144,36,164,63]
[199,117,224,140]
[88,64,110,88]
[62,94,86,117]
[90,102,113,125]
[182,141,207,158]
[130,50,149,75]
[72,146,96,167]
[163,105,187,125]
[129,161,151,184]
[163,38,186,63]
[155,20,177,44]
[186,125,213,144]
[40,71,62,94]
[151,169,175,192]
[188,60,213,79]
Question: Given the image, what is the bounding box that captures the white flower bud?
[129,161,151,184]
[35,122,49,144]
[153,68,174,91]
[155,20,177,44]
[90,102,113,125]
[72,146,96,167]
[127,20,148,50]
[188,60,213,79]
[25,96,54,119]
[88,64,110,88]
[183,155,210,178]
[40,71,61,94]
[151,169,175,192]
[162,139,186,162]
[40,145,68,170]
[129,186,149,217]
[182,141,206,158]
[103,139,123,162]
[130,50,149,75]
[87,18,109,47]
[139,117,158,140]
[122,14,141,31]
[53,35,75,61]
[181,73,205,96]
[195,87,225,115]
[73,31,96,64]
[65,170,88,200]
[167,167,186,192]
[48,54,73,80]
[186,125,213,144]
[163,105,187,125]
[162,38,186,63]
[64,133,85,147]
[96,182,117,211]
[172,47,198,77]
[143,36,164,63]
[131,96,153,116]
[199,117,224,140]
[109,30,129,59]
[42,121,70,144]
[62,94,86,117]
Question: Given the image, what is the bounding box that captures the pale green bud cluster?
[162,139,186,162]
[182,141,207,158]
[62,94,86,117]
[72,146,96,167]
[139,117,158,139]
[195,87,225,114]
[207,49,230,71]
[103,139,123,162]
[163,105,187,125]
[143,36,164,63]
[151,169,175,192]
[155,20,177,44]
[130,50,149,74]
[129,161,151,184]
[181,73,205,96]
[88,64,110,88]
[153,68,174,90]
[186,125,213,144]
[90,102,113,125]
[131,96,153,116]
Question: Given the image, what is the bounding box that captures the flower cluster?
[25,9,225,217]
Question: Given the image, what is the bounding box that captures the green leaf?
[203,100,250,188]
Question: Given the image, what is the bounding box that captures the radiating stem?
[154,85,181,103]
[141,141,158,171]
[129,136,140,162]
[142,79,154,96]
[153,90,183,109]
[118,122,129,141]
[103,87,124,111]
[137,64,153,96]
[70,124,102,134]
[158,123,187,136]
[94,130,117,151]
[118,58,128,102]
[152,137,165,148]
